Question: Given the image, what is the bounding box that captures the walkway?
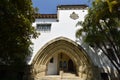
[37,72,81,80]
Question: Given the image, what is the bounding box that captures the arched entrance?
[31,37,99,80]
[58,53,76,73]
[46,53,77,75]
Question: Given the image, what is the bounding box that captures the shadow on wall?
[80,43,120,80]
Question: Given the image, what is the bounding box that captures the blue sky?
[32,0,91,14]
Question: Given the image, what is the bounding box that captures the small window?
[63,61,67,68]
[36,24,51,32]
[50,57,54,63]
[59,61,62,68]
[60,53,63,59]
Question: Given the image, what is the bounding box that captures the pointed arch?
[32,37,93,65]
[31,37,97,80]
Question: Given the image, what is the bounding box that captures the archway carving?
[31,37,100,80]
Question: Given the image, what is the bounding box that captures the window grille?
[36,24,51,32]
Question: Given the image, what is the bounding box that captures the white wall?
[47,55,58,75]
[29,9,88,64]
[28,7,118,79]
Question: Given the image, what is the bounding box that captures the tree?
[76,0,120,74]
[0,0,37,80]
[0,0,38,79]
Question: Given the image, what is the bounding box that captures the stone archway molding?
[31,37,100,80]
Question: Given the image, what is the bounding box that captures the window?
[36,24,51,32]
[59,61,62,68]
[63,61,67,68]
[60,53,63,59]
[50,57,54,63]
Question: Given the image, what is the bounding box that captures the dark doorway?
[101,73,109,80]
[68,59,74,72]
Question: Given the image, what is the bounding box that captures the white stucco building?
[29,5,119,80]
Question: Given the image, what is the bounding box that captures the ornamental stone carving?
[70,12,79,20]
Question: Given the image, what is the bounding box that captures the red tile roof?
[57,4,88,10]
[35,13,57,19]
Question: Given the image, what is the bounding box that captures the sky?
[32,0,91,14]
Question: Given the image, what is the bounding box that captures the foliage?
[0,0,38,65]
[76,0,120,74]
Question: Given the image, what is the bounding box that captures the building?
[29,5,119,80]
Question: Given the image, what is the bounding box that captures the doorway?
[68,59,74,72]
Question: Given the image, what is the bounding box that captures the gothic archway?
[31,37,99,80]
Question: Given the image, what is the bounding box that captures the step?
[38,76,80,80]
[62,72,76,77]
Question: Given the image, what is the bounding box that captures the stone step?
[37,72,79,80]
[38,76,80,80]
[39,78,80,80]
[62,72,76,77]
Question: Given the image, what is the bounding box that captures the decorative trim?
[35,14,57,19]
[57,5,88,10]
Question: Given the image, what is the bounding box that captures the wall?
[47,54,58,75]
[30,6,119,80]
[29,9,88,64]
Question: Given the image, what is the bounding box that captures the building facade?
[29,5,119,80]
